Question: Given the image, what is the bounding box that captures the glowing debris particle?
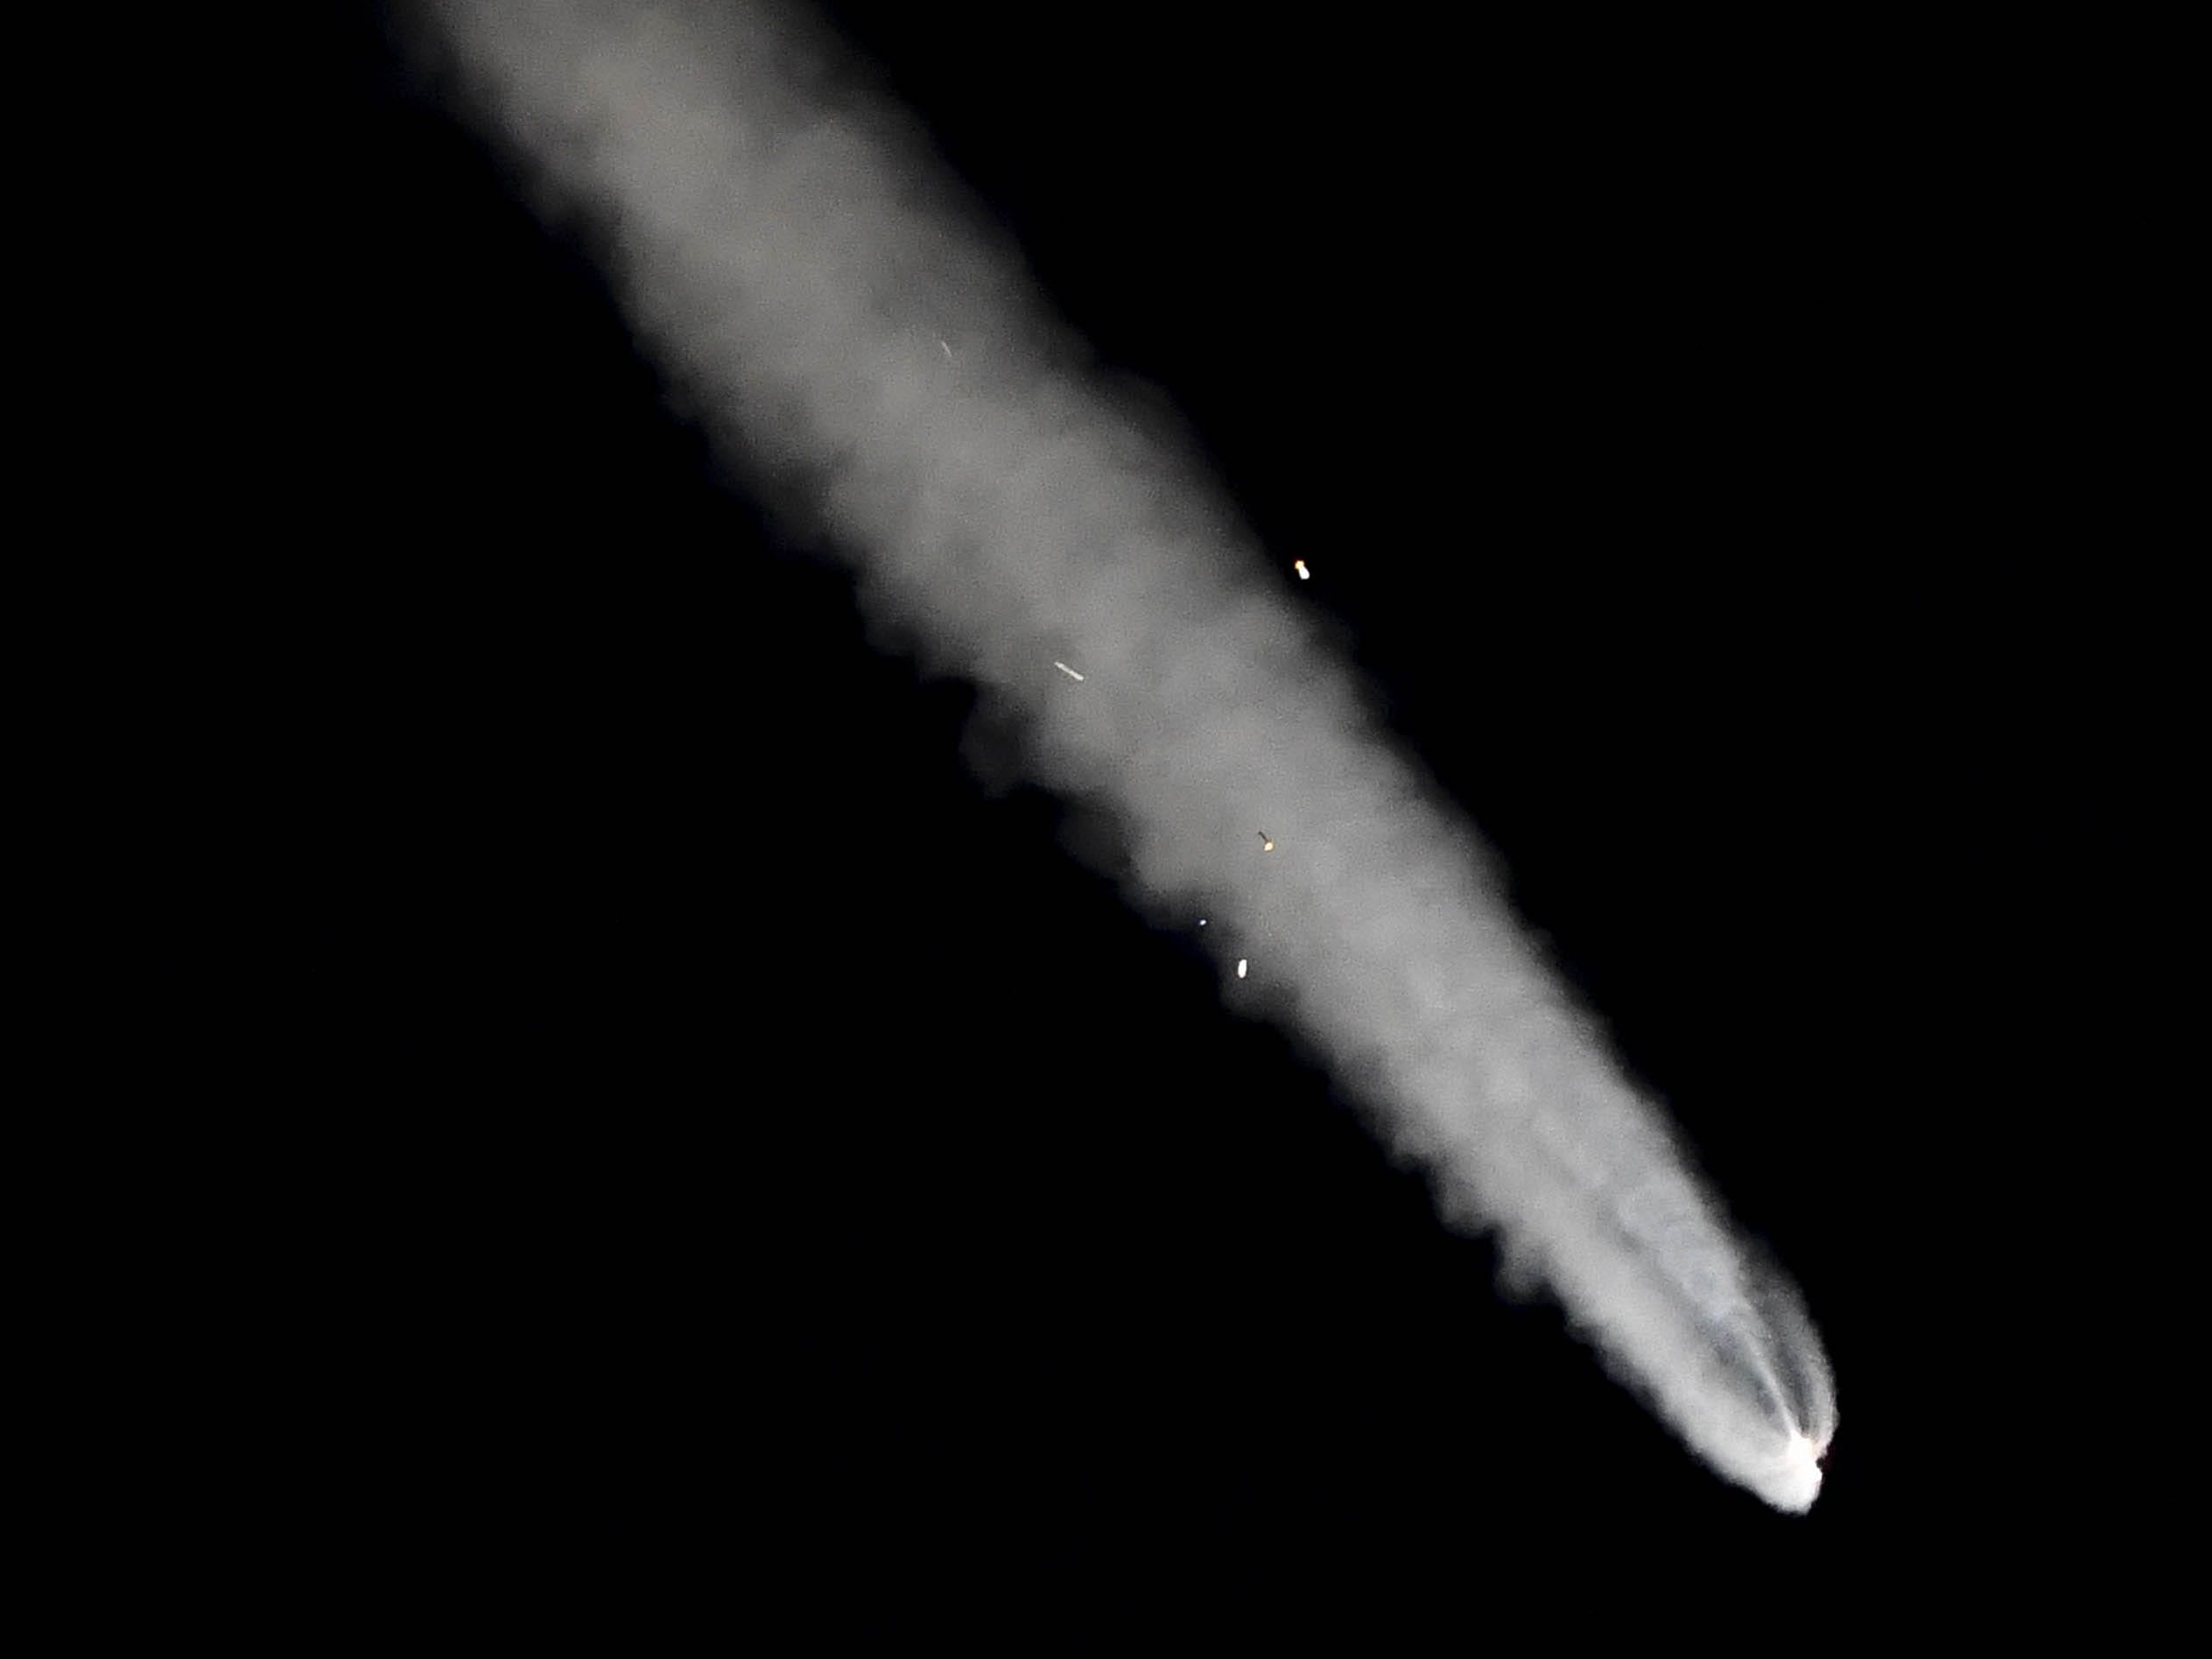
[1258,831,1275,851]
[1236,959,1248,979]
[938,338,953,361]
[1293,559,1310,580]
[1053,661,1085,681]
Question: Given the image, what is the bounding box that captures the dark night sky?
[188,1,2165,1638]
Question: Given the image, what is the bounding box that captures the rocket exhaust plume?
[416,1,1836,1509]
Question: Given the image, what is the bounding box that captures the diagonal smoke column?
[420,0,1835,1509]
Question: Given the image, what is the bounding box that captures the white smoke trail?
[416,0,1835,1509]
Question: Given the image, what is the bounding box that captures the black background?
[171,2,2164,1638]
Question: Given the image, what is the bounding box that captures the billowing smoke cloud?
[416,0,1835,1509]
